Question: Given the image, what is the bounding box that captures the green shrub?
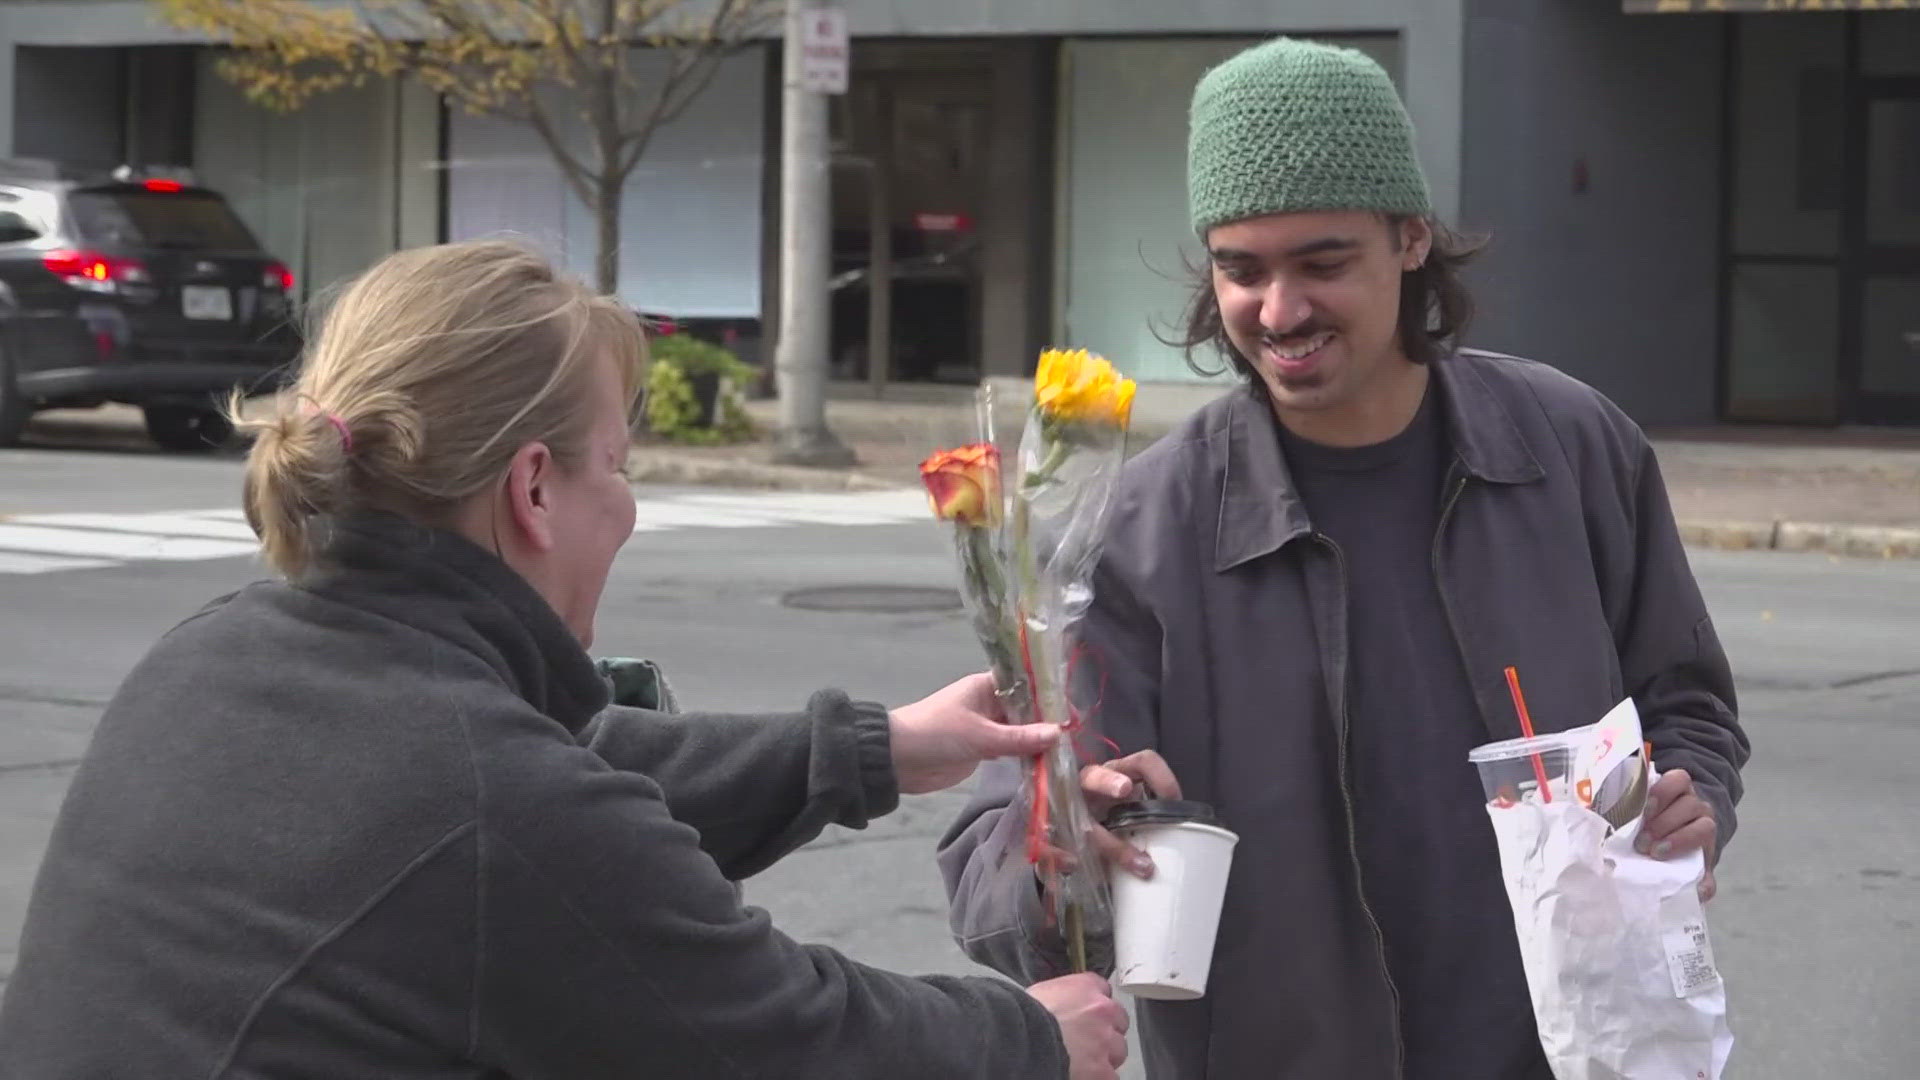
[649,333,759,383]
[644,334,756,445]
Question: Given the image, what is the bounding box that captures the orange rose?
[919,443,1003,528]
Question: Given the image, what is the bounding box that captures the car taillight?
[44,249,148,285]
[263,262,294,292]
[143,178,184,193]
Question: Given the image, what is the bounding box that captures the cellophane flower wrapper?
[948,515,1028,723]
[918,357,1134,975]
[919,398,1031,728]
[1005,386,1129,974]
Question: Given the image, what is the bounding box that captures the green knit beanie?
[1188,37,1431,237]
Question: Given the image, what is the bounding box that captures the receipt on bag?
[1662,907,1722,999]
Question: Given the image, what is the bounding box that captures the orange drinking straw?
[1503,666,1553,803]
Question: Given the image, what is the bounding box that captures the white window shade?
[193,56,440,301]
[447,48,767,319]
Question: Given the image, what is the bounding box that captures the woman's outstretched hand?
[889,673,1059,795]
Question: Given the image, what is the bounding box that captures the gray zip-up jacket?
[940,350,1749,1079]
[0,513,1067,1079]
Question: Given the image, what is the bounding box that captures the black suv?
[0,159,301,450]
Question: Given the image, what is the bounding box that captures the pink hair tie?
[324,413,353,453]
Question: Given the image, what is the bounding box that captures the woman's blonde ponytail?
[231,240,645,577]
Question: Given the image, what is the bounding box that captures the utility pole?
[771,0,854,467]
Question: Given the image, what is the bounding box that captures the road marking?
[631,501,791,530]
[0,551,115,575]
[17,512,259,542]
[672,490,930,525]
[0,489,930,575]
[0,523,259,561]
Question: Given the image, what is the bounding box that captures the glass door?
[1721,16,1847,424]
[1850,85,1920,425]
[829,45,991,387]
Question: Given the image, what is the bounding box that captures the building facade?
[0,0,1913,427]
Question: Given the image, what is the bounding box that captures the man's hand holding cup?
[1070,750,1185,879]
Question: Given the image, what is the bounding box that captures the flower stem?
[1065,901,1087,973]
[1023,437,1073,491]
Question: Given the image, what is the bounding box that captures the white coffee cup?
[1105,800,1239,1001]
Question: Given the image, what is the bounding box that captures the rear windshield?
[68,190,261,251]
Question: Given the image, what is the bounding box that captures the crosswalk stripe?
[701,490,929,514]
[17,513,259,542]
[0,551,116,574]
[0,523,260,562]
[630,502,789,530]
[0,487,929,575]
[672,492,930,525]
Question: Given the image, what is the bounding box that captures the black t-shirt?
[1277,381,1551,1080]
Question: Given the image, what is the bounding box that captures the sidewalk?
[630,381,1920,560]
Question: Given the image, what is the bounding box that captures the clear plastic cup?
[1105,800,1239,1001]
[1468,732,1582,807]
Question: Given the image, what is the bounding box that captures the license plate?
[182,285,233,321]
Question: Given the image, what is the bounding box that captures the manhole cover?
[780,585,963,614]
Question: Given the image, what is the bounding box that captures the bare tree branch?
[153,0,776,293]
[614,0,771,173]
[524,98,599,210]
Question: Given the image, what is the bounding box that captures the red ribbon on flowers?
[1021,633,1118,873]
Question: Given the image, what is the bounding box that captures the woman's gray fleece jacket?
[0,513,1067,1079]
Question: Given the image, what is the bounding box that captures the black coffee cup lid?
[1105,799,1221,830]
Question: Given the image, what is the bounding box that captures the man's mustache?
[1261,323,1331,349]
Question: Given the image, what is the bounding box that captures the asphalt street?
[0,434,1915,1079]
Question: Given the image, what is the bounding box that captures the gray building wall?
[1461,1,1726,427]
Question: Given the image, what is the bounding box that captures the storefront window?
[446,48,767,321]
[193,54,440,303]
[1727,264,1841,422]
[1729,16,1845,258]
[1860,12,1920,77]
[1723,12,1920,426]
[1866,98,1920,247]
[1861,276,1920,397]
[1723,15,1846,423]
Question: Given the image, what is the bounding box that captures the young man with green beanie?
[941,36,1749,1079]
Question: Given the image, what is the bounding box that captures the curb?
[626,446,906,493]
[1678,519,1920,560]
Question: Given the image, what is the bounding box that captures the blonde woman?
[0,241,1128,1080]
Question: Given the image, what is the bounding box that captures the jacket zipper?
[1432,467,1481,735]
[1316,534,1406,1080]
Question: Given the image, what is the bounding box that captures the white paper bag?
[1482,699,1734,1080]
